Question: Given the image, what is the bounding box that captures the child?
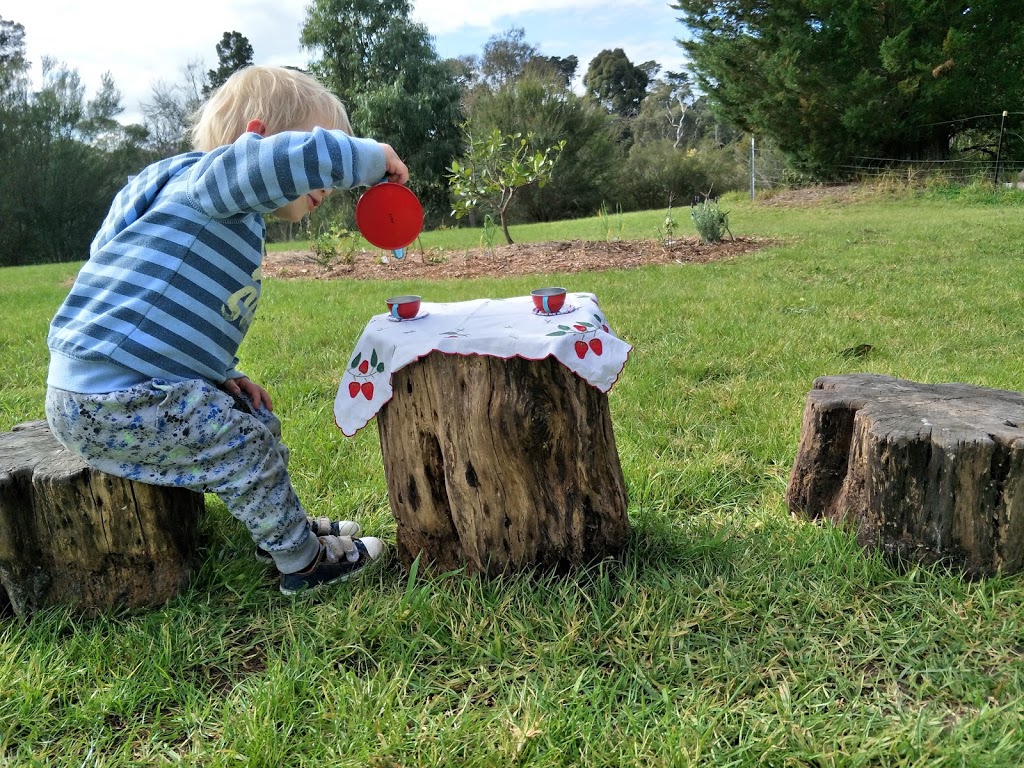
[44,66,408,595]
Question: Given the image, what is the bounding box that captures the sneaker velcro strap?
[321,535,360,564]
[309,516,333,536]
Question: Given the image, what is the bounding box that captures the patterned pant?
[45,379,320,574]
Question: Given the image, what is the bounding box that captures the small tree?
[447,128,565,244]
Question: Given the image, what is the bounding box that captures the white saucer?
[532,304,577,316]
[387,311,430,322]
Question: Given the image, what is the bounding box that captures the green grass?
[3,189,1024,766]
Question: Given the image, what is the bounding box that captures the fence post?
[993,110,1008,187]
[750,135,756,201]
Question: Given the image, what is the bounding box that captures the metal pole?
[993,110,1008,187]
[750,134,756,201]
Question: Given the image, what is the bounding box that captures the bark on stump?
[786,373,1024,576]
[377,353,629,575]
[0,421,204,618]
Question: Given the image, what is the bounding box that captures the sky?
[6,0,690,125]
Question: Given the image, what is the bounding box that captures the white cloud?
[7,0,687,125]
[11,0,311,122]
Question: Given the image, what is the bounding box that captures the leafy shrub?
[690,197,731,244]
[613,139,744,213]
[309,223,359,268]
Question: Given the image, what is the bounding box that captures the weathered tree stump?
[0,421,204,618]
[377,353,629,575]
[786,373,1024,576]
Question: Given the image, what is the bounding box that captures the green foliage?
[673,0,1024,176]
[308,222,360,268]
[0,16,27,112]
[479,27,538,89]
[0,54,151,266]
[630,72,692,147]
[350,58,464,226]
[690,196,731,243]
[457,28,579,99]
[447,127,565,244]
[302,0,412,92]
[615,139,738,213]
[203,31,254,96]
[470,75,625,224]
[302,0,464,226]
[921,179,1024,206]
[583,48,654,118]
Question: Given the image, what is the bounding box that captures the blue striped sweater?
[47,128,385,394]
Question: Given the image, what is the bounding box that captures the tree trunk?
[377,353,629,575]
[786,374,1024,576]
[0,421,204,618]
[499,207,514,244]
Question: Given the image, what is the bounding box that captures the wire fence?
[839,156,1024,186]
[746,111,1024,195]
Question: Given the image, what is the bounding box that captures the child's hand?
[224,376,274,412]
[380,143,409,185]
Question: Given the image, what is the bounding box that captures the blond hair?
[190,65,352,151]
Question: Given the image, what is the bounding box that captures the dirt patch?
[262,236,773,281]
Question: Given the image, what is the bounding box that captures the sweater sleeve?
[186,129,386,218]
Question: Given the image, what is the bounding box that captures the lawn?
[1,186,1023,766]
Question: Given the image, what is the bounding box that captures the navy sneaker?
[256,517,362,564]
[279,535,385,595]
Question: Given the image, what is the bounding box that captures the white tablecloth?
[333,292,632,436]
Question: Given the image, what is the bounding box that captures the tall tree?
[0,15,23,59]
[583,48,654,118]
[0,16,30,264]
[673,0,1024,175]
[0,15,27,99]
[449,55,479,89]
[80,72,125,149]
[301,0,463,224]
[204,31,254,96]
[0,17,149,266]
[526,55,578,89]
[480,27,538,88]
[630,72,685,147]
[141,59,206,155]
[302,0,413,94]
[0,56,137,265]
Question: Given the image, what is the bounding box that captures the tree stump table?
[377,353,629,575]
[786,373,1024,576]
[0,421,204,618]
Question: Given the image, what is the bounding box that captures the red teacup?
[531,287,567,314]
[386,295,421,320]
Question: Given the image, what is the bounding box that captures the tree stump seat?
[376,353,629,575]
[786,373,1024,576]
[0,421,204,618]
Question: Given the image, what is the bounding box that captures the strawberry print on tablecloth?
[346,347,385,400]
[545,313,612,359]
